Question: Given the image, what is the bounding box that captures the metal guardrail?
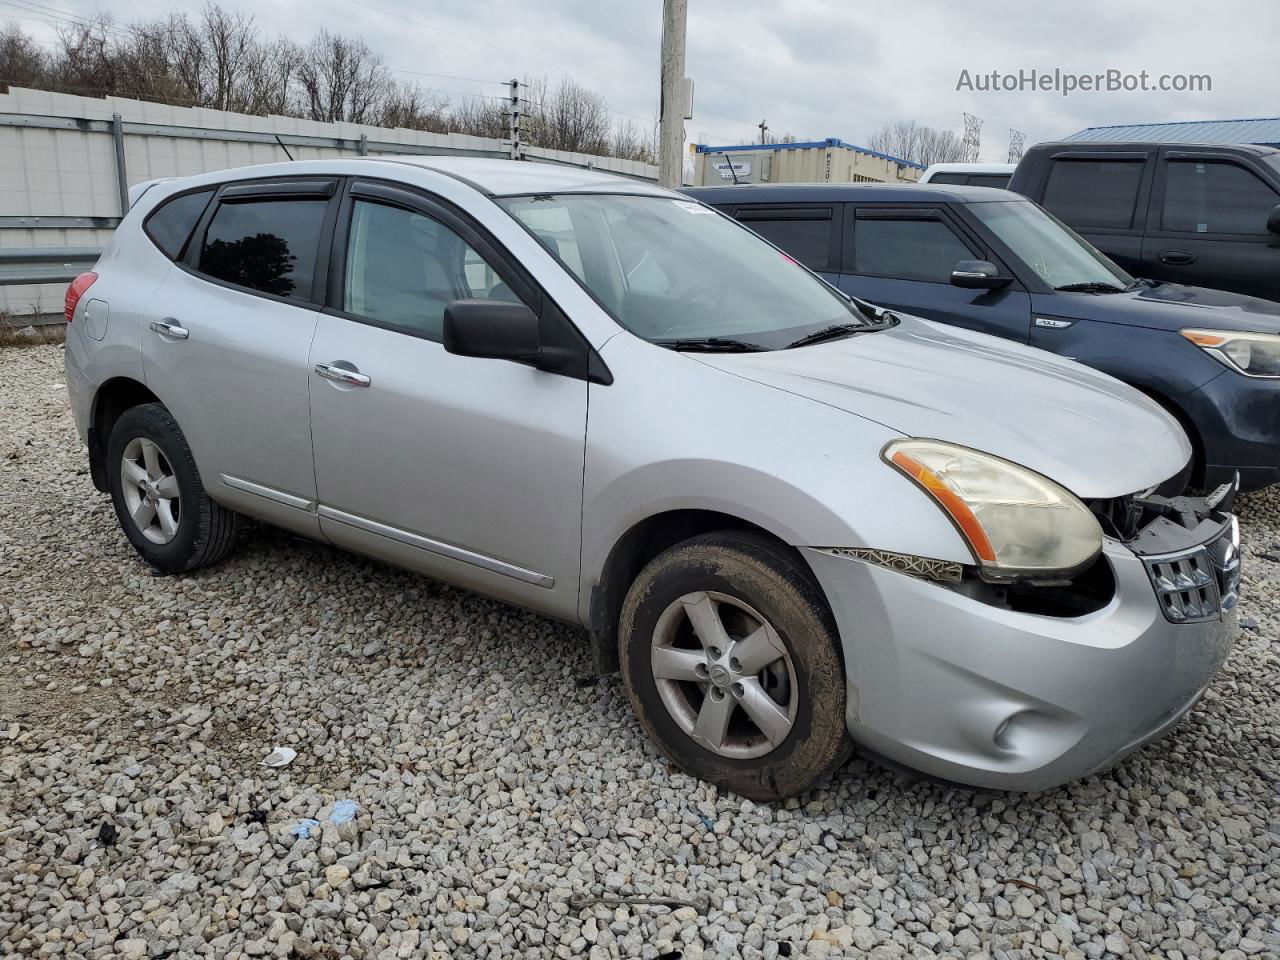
[0,246,101,286]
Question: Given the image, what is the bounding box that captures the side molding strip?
[220,474,316,512]
[316,505,555,589]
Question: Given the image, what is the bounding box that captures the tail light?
[65,272,98,324]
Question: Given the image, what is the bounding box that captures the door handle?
[149,318,189,339]
[1159,249,1197,266]
[313,361,371,388]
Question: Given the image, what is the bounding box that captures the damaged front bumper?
[803,484,1240,792]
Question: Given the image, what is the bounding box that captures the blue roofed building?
[691,138,925,186]
[1065,118,1280,147]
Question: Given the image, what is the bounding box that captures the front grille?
[1143,519,1240,623]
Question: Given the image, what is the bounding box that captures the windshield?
[968,200,1134,290]
[496,193,864,349]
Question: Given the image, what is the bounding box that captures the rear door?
[729,204,842,286]
[1035,150,1154,274]
[141,178,338,535]
[1143,149,1280,300]
[837,205,1032,343]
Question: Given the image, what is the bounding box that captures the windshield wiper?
[1053,281,1126,294]
[784,322,867,349]
[651,336,767,352]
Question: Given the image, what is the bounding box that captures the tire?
[619,531,852,801]
[106,402,239,573]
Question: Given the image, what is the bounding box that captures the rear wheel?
[619,531,852,801]
[107,403,239,573]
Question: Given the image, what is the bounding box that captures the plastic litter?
[261,746,297,768]
[290,818,320,839]
[330,800,358,824]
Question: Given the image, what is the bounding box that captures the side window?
[198,198,328,300]
[927,173,968,185]
[1162,160,1280,235]
[144,189,213,259]
[1042,159,1144,230]
[736,210,833,271]
[343,199,520,341]
[853,216,976,282]
[967,174,1012,189]
[508,201,587,282]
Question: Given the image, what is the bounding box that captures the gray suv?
[64,158,1239,798]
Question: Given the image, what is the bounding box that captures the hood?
[1037,281,1280,333]
[698,315,1191,499]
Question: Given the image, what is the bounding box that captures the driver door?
[837,206,1031,343]
[307,180,589,620]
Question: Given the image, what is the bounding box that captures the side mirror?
[444,299,540,361]
[1267,204,1280,236]
[951,259,1013,290]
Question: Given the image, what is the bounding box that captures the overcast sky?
[13,0,1280,160]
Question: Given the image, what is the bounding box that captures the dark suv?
[1008,141,1280,302]
[684,182,1280,490]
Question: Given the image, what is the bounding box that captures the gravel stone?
[1,344,1278,959]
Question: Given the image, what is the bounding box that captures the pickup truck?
[1008,141,1280,302]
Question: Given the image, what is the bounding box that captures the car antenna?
[720,151,741,185]
[275,135,295,162]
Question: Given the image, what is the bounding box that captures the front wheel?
[618,531,852,801]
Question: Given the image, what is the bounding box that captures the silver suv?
[64,158,1240,799]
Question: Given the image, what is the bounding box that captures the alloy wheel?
[650,590,798,759]
[119,436,181,545]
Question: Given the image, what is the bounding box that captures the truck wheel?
[619,531,852,801]
[106,403,239,573]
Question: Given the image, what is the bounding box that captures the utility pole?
[658,0,688,188]
[758,119,768,144]
[508,78,521,161]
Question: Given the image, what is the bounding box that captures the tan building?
[692,138,924,186]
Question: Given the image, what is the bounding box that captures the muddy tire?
[107,403,239,573]
[619,531,852,801]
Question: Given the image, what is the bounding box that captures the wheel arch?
[88,377,161,492]
[585,508,814,676]
[1133,384,1204,489]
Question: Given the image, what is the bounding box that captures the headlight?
[1181,329,1280,378]
[884,439,1103,578]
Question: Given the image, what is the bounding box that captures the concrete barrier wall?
[0,84,657,318]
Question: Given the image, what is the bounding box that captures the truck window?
[1042,159,1144,230]
[1162,160,1280,235]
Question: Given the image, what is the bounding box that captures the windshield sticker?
[672,200,715,215]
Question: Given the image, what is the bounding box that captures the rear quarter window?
[143,189,214,259]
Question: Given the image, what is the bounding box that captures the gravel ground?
[1,342,1277,960]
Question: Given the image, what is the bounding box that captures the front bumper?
[1183,370,1280,491]
[803,524,1238,792]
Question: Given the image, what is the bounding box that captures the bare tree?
[0,7,667,163]
[0,20,51,88]
[379,84,449,132]
[527,76,612,154]
[296,30,392,124]
[867,120,966,166]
